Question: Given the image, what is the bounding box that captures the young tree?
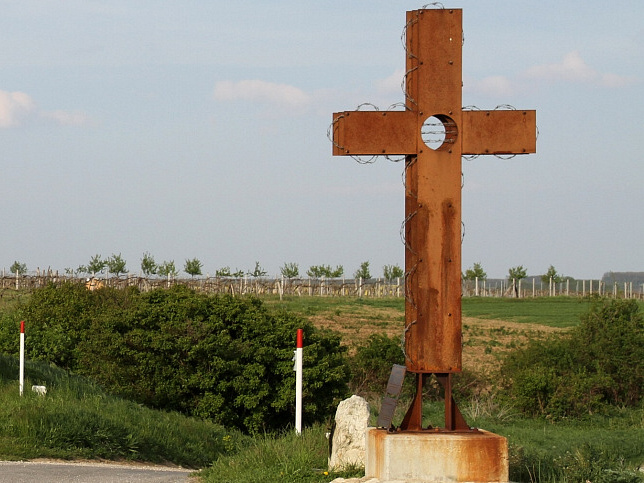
[248,261,267,278]
[541,265,562,284]
[106,253,127,277]
[141,252,157,276]
[280,262,299,279]
[463,262,487,281]
[184,258,203,278]
[10,261,27,275]
[354,261,371,280]
[508,265,527,297]
[87,254,106,276]
[215,266,232,277]
[307,265,327,278]
[307,264,344,278]
[330,265,344,278]
[157,260,178,278]
[383,264,404,282]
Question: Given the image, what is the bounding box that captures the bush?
[502,298,643,418]
[349,333,404,394]
[1,283,350,433]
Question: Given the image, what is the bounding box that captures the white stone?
[328,395,371,471]
[31,385,47,395]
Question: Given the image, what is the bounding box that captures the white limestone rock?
[328,395,371,471]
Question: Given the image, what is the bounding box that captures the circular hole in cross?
[421,114,457,150]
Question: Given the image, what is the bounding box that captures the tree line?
[6,256,406,282]
[9,258,621,287]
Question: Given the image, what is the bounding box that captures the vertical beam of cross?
[331,7,535,429]
[403,8,464,374]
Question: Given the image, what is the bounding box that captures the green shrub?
[1,283,350,433]
[502,298,643,418]
[349,333,404,394]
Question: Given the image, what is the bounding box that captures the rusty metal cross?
[331,7,536,431]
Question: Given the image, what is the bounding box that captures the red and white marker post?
[295,328,303,434]
[19,321,25,396]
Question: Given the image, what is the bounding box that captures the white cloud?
[523,51,637,87]
[0,90,36,127]
[464,51,637,98]
[213,79,310,110]
[0,89,92,128]
[40,109,92,126]
[524,51,595,83]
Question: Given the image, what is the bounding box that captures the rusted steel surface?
[403,8,463,375]
[331,7,536,431]
[331,111,416,156]
[462,110,537,154]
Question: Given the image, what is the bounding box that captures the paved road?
[0,460,197,483]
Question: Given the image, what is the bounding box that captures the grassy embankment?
[0,354,234,468]
[1,293,642,481]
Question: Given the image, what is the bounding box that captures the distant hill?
[601,272,644,287]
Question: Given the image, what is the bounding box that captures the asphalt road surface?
[0,460,196,483]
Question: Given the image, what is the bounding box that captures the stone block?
[365,427,509,482]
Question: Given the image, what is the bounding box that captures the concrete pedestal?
[365,427,509,483]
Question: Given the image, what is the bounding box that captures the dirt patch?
[461,317,566,376]
[308,311,567,376]
[308,307,403,351]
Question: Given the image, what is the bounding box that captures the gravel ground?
[0,460,198,483]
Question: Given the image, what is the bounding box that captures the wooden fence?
[1,272,642,300]
[462,277,644,300]
[0,273,403,298]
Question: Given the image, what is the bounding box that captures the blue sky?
[1,1,642,279]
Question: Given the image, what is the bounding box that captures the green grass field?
[462,296,593,327]
[266,295,602,328]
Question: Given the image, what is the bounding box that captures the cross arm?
[331,110,416,156]
[461,110,536,155]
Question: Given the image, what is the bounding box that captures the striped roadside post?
[295,329,303,434]
[19,321,25,396]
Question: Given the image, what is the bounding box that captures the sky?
[1,0,642,280]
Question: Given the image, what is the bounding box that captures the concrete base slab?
[365,427,509,482]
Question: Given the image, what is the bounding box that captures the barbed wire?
[326,113,345,152]
[402,155,417,196]
[401,12,419,109]
[328,101,416,165]
[421,117,457,148]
